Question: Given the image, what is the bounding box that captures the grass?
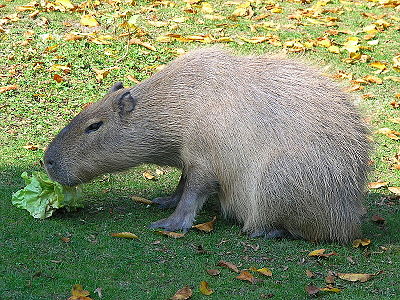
[1,0,400,299]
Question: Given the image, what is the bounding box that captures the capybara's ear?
[117,91,137,117]
[109,82,124,93]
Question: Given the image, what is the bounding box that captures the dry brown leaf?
[192,216,217,232]
[170,286,192,300]
[363,75,383,84]
[132,196,153,205]
[217,260,239,273]
[157,230,185,238]
[305,269,314,278]
[199,281,213,295]
[206,269,221,276]
[236,271,257,283]
[352,238,371,248]
[388,187,400,195]
[305,285,320,296]
[110,232,138,239]
[53,74,64,83]
[368,181,389,189]
[0,84,18,93]
[68,284,92,300]
[371,215,385,224]
[308,249,337,258]
[325,274,335,284]
[337,272,380,282]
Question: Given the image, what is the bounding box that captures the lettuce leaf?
[12,171,83,219]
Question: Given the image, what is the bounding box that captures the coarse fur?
[44,47,370,244]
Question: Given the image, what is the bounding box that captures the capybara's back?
[173,48,370,243]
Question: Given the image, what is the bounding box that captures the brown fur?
[44,47,370,244]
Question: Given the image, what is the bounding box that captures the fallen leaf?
[143,171,156,180]
[206,269,220,276]
[236,271,257,284]
[337,272,380,282]
[61,237,70,243]
[192,216,217,232]
[370,61,387,71]
[68,284,92,300]
[368,181,388,189]
[170,286,192,300]
[305,270,314,278]
[129,38,156,51]
[157,230,185,238]
[388,187,400,195]
[325,274,335,284]
[308,249,337,258]
[22,143,39,150]
[80,15,99,27]
[305,285,320,296]
[132,196,153,205]
[250,267,272,277]
[110,232,138,239]
[93,287,102,298]
[92,68,110,82]
[371,215,385,224]
[364,75,383,84]
[320,286,341,293]
[53,74,64,83]
[126,75,140,84]
[353,239,371,248]
[0,84,18,93]
[199,281,213,295]
[56,0,74,9]
[217,260,239,273]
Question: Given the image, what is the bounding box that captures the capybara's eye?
[85,121,103,133]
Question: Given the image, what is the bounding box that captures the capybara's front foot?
[152,196,180,209]
[149,214,194,232]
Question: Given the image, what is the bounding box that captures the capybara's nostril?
[45,159,54,168]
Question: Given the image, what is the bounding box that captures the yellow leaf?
[68,284,92,300]
[110,232,139,239]
[367,40,379,45]
[240,36,269,44]
[352,238,371,247]
[129,38,156,51]
[253,267,272,277]
[157,230,185,238]
[192,216,217,232]
[55,0,74,9]
[232,1,251,17]
[328,45,340,53]
[201,2,214,14]
[49,64,71,72]
[308,249,337,258]
[170,17,188,23]
[337,272,379,282]
[388,187,400,195]
[170,286,192,300]
[143,171,156,180]
[368,181,388,189]
[320,287,341,293]
[0,84,18,93]
[132,196,153,205]
[92,68,110,82]
[148,21,169,27]
[203,14,226,20]
[370,61,387,70]
[199,281,213,295]
[80,15,99,27]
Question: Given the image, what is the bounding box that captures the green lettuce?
[12,171,83,219]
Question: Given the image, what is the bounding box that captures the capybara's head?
[44,82,146,186]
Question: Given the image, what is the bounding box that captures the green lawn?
[1,0,399,299]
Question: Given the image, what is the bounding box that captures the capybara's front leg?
[149,166,216,232]
[152,172,186,209]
